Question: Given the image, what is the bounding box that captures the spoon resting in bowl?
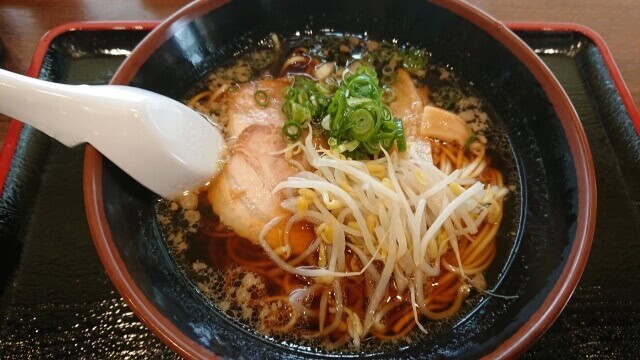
[0,69,225,198]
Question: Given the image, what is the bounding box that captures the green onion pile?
[324,66,405,158]
[280,65,406,159]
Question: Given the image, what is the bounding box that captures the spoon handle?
[0,68,134,147]
[0,68,88,146]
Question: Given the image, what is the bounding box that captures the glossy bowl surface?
[84,0,596,358]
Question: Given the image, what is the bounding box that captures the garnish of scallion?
[278,64,406,158]
[254,90,270,107]
[282,120,302,140]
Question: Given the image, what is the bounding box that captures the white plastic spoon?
[0,69,225,199]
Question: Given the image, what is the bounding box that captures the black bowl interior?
[100,0,579,358]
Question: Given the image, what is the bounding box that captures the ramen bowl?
[83,0,596,358]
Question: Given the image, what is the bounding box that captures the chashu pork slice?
[222,78,290,138]
[209,79,309,243]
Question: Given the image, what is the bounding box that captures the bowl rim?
[83,0,597,358]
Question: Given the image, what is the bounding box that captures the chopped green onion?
[395,118,407,152]
[381,87,397,104]
[336,139,360,153]
[316,81,335,95]
[321,114,331,130]
[380,73,396,85]
[254,90,269,107]
[349,108,376,142]
[282,120,303,141]
[284,101,312,123]
[324,76,339,89]
[328,92,347,134]
[346,97,373,107]
[345,74,380,98]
